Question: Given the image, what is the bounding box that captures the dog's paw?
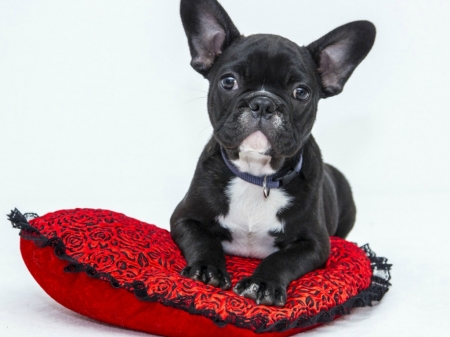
[233,276,287,306]
[181,263,231,290]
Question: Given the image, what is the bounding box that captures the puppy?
[171,0,375,306]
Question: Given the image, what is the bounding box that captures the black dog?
[171,0,375,306]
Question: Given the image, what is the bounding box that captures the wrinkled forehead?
[215,34,316,85]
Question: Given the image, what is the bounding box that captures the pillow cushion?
[9,208,391,337]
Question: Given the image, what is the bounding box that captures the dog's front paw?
[181,263,231,290]
[233,276,287,306]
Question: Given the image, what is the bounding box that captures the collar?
[220,147,303,198]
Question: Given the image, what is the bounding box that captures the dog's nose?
[249,96,276,119]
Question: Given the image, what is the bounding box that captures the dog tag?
[263,175,270,198]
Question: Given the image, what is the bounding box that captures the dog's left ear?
[180,0,241,77]
[307,21,376,98]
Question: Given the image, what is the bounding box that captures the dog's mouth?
[238,131,272,155]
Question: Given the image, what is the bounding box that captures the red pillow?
[9,208,391,337]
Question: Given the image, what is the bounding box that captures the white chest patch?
[217,177,293,259]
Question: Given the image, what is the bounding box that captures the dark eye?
[220,76,238,90]
[293,87,310,101]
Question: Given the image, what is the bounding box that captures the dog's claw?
[234,277,286,306]
[180,263,231,290]
[180,266,190,277]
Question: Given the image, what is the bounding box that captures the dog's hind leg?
[324,164,357,239]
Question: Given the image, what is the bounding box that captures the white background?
[1,0,449,336]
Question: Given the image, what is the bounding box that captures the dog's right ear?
[180,0,241,76]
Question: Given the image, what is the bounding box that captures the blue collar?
[220,147,303,197]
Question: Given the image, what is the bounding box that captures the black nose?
[249,96,276,119]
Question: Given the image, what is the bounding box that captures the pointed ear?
[307,21,376,98]
[180,0,241,76]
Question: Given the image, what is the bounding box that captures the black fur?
[172,0,375,306]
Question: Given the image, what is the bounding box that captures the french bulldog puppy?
[171,0,375,306]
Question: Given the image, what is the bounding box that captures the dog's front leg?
[234,238,330,306]
[171,218,232,290]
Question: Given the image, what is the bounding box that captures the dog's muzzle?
[244,91,284,120]
[249,96,276,120]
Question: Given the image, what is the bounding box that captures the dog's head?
[180,0,375,168]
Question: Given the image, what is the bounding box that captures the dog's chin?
[239,131,272,155]
[231,131,278,176]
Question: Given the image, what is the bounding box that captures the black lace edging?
[8,208,392,333]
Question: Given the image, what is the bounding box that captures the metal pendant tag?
[263,175,270,198]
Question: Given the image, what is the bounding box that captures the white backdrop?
[1,1,449,336]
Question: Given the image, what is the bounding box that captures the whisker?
[198,125,212,136]
[182,96,207,104]
[187,89,208,94]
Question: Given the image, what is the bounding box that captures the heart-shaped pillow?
[9,208,391,337]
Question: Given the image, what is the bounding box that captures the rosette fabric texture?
[9,208,391,337]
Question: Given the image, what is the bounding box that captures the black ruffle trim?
[8,208,392,333]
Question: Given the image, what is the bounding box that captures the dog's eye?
[220,76,238,90]
[293,87,310,101]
